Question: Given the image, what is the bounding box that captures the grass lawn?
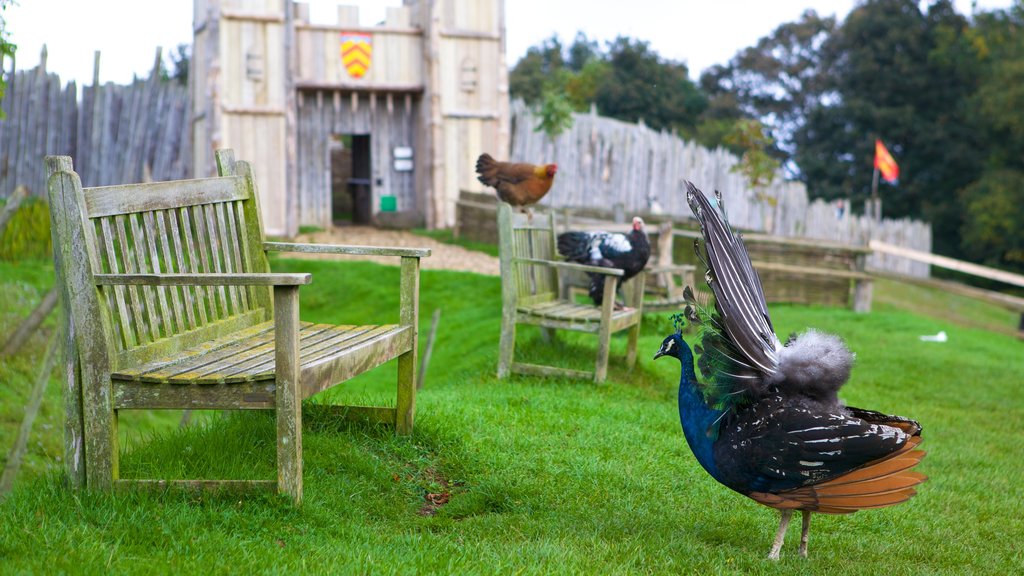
[1,255,1022,574]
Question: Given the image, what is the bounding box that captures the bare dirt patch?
[288,226,499,276]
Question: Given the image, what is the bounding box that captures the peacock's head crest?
[655,314,691,360]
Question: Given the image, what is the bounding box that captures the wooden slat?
[113,379,277,409]
[98,217,136,349]
[210,203,241,314]
[82,176,248,217]
[227,326,385,380]
[141,211,176,334]
[153,210,188,333]
[220,201,250,311]
[177,206,211,325]
[114,321,279,381]
[95,273,313,286]
[264,241,431,258]
[114,479,276,494]
[182,324,343,381]
[114,214,151,344]
[511,362,592,380]
[165,208,198,330]
[301,327,413,399]
[181,206,217,322]
[115,309,268,368]
[231,201,258,312]
[197,204,230,317]
[128,213,164,341]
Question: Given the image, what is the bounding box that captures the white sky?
[4,0,1015,86]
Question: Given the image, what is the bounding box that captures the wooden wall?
[193,0,290,235]
[0,50,191,200]
[293,9,424,88]
[295,90,420,228]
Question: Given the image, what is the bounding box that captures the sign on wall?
[340,32,373,79]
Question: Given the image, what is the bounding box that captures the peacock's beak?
[653,348,667,360]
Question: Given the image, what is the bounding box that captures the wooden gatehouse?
[192,0,509,236]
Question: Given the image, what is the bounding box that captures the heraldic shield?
[341,32,373,79]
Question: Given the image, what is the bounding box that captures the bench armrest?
[646,264,696,274]
[264,241,431,259]
[95,273,312,286]
[513,257,624,277]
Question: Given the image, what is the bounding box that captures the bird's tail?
[475,153,499,187]
[556,231,594,263]
[750,436,927,514]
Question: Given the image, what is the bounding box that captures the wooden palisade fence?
[509,101,931,277]
[0,46,192,201]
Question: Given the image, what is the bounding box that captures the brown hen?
[475,153,557,213]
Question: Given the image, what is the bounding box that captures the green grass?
[1,257,1022,574]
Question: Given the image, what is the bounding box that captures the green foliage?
[0,197,52,261]
[724,119,780,192]
[958,169,1024,271]
[161,43,190,86]
[509,33,707,134]
[699,9,837,165]
[534,88,575,138]
[0,0,16,119]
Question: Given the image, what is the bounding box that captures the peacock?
[653,182,926,560]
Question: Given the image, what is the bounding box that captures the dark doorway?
[330,134,372,224]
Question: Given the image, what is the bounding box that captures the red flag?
[874,139,899,183]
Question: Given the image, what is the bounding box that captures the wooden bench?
[496,202,644,383]
[46,150,428,504]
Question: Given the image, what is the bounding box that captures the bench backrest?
[47,150,272,369]
[497,202,559,306]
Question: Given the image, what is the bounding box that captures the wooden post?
[416,308,440,390]
[0,332,60,498]
[594,275,618,383]
[852,253,872,313]
[396,257,420,434]
[1,287,59,358]
[47,157,117,490]
[44,156,85,489]
[497,204,516,378]
[274,285,302,505]
[625,273,645,369]
[0,185,29,236]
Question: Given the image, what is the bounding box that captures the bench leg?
[626,321,641,369]
[396,350,416,435]
[595,276,618,384]
[498,319,515,378]
[275,287,302,505]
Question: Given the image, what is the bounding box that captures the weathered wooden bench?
[46,149,428,504]
[496,202,644,383]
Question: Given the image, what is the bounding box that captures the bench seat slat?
[111,322,410,385]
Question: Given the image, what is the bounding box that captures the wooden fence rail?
[0,47,192,201]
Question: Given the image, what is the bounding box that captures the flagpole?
[870,164,880,220]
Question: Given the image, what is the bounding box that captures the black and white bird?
[653,182,926,559]
[557,217,651,306]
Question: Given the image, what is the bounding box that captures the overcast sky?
[5,0,1015,86]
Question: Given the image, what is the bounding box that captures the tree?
[595,37,707,133]
[700,10,837,169]
[509,33,707,134]
[793,0,983,258]
[164,43,190,86]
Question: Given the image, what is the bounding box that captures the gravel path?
[289,226,500,276]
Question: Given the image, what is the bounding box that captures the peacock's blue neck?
[676,343,724,480]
